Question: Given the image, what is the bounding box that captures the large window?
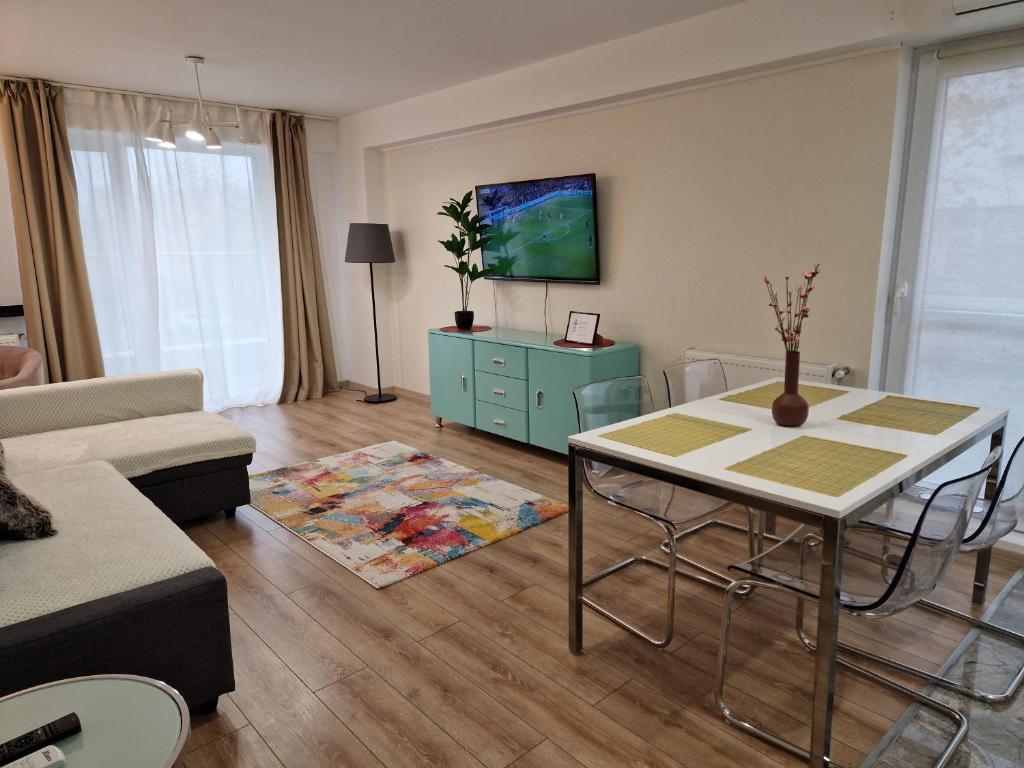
[67,90,283,410]
[885,40,1024,486]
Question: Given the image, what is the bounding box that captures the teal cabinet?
[475,371,529,410]
[428,333,475,426]
[428,328,639,454]
[476,400,529,442]
[527,349,592,453]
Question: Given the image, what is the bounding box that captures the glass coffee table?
[0,675,190,767]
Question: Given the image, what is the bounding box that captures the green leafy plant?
[438,191,494,311]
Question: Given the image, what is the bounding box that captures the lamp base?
[363,392,398,404]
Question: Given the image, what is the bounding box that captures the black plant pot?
[454,310,474,330]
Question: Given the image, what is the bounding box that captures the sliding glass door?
[885,41,1024,483]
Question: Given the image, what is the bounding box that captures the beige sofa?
[0,369,256,523]
[0,369,252,710]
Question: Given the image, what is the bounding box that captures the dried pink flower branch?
[764,264,821,352]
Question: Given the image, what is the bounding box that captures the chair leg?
[918,597,1024,644]
[581,520,678,648]
[658,510,778,593]
[719,579,969,768]
[793,577,1024,704]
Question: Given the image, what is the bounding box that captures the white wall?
[332,0,1024,391]
[304,118,347,375]
[381,51,902,401]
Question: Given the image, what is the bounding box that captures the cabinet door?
[429,334,475,426]
[527,349,591,454]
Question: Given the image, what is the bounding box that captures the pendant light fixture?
[158,121,177,149]
[185,103,205,142]
[144,55,247,151]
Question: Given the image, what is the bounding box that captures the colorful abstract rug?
[248,442,567,588]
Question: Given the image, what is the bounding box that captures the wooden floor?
[177,390,1024,768]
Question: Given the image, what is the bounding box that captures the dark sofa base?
[131,454,253,524]
[0,567,235,708]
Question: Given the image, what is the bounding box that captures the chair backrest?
[663,359,728,407]
[856,447,1001,616]
[574,376,655,433]
[573,376,662,502]
[963,435,1024,551]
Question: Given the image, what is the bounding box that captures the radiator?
[682,348,850,388]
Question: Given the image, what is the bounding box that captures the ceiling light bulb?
[185,103,205,142]
[203,126,222,150]
[158,121,176,149]
[144,111,163,143]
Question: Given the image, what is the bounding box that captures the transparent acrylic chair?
[663,358,729,405]
[852,438,1024,702]
[662,359,767,572]
[714,454,999,767]
[573,375,736,647]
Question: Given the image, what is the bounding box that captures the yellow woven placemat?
[727,436,906,497]
[722,381,847,408]
[600,413,749,457]
[838,396,978,435]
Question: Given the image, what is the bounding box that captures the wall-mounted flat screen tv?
[475,173,599,284]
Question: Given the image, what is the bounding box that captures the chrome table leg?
[809,517,843,768]
[569,445,584,654]
[973,548,993,606]
[974,426,1005,604]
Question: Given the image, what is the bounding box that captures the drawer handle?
[536,390,544,409]
[493,418,507,428]
[492,357,506,367]
[459,374,467,392]
[492,388,506,398]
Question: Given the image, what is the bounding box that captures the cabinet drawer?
[475,371,528,411]
[475,400,529,442]
[474,341,527,379]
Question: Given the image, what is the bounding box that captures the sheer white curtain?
[886,44,1024,487]
[63,89,283,410]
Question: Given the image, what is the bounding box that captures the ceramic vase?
[772,350,809,427]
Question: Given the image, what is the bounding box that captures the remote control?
[8,746,65,768]
[0,714,79,765]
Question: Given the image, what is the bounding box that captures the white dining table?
[566,378,1007,768]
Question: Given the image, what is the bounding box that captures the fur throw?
[0,442,57,540]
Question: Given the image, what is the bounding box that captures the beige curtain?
[270,111,338,402]
[0,79,103,382]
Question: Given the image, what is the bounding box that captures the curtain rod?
[0,72,337,121]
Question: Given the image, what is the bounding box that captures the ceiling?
[0,0,743,117]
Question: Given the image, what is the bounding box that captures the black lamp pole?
[345,223,397,404]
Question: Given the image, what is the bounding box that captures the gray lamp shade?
[345,223,395,264]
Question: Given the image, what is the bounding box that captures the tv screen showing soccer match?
[475,173,600,284]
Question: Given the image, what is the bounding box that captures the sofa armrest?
[0,369,205,439]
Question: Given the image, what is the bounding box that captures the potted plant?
[763,264,821,427]
[438,191,493,330]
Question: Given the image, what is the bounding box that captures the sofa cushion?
[0,369,204,440]
[1,411,256,480]
[0,461,213,628]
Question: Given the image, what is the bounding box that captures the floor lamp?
[345,223,397,404]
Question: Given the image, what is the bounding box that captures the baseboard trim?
[339,381,429,405]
